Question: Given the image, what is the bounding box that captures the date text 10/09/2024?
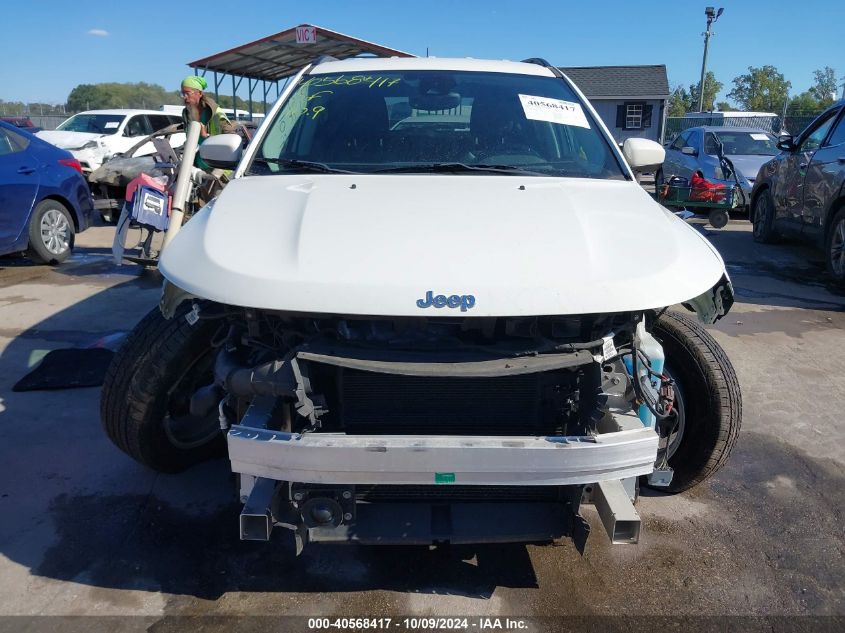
[307,617,530,630]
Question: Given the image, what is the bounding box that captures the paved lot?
[0,215,843,628]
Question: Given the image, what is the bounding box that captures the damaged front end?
[186,305,688,550]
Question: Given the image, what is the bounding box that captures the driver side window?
[124,116,151,137]
[800,112,836,152]
[670,131,689,151]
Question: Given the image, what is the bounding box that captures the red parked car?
[0,117,42,133]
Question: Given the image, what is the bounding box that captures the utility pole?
[780,90,789,135]
[697,6,723,112]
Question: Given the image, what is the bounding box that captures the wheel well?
[749,185,769,220]
[40,195,79,231]
[824,196,845,241]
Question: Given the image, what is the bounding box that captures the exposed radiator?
[338,368,577,435]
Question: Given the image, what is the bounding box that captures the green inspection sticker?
[435,472,456,484]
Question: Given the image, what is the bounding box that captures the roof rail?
[521,58,555,68]
[522,58,566,80]
[313,55,339,66]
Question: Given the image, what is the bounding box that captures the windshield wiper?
[251,157,357,174]
[375,162,548,176]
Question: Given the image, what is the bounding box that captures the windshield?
[704,131,778,156]
[57,114,125,134]
[250,70,626,179]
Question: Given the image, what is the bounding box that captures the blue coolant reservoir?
[623,321,665,427]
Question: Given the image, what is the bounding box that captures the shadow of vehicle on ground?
[1,224,843,606]
[0,241,543,602]
[693,222,845,311]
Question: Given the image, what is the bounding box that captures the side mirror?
[681,146,698,156]
[622,138,665,172]
[198,134,243,169]
[777,135,796,152]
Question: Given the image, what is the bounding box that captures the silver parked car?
[657,126,779,209]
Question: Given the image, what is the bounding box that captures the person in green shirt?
[180,75,235,138]
[179,75,236,171]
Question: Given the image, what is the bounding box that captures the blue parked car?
[657,126,779,211]
[0,121,93,264]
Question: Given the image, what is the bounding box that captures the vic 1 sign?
[296,26,317,44]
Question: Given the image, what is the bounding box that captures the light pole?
[697,6,723,112]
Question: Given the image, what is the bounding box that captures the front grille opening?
[327,367,586,436]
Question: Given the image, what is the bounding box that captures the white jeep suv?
[101,57,741,550]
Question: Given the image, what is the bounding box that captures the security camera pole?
[697,6,723,113]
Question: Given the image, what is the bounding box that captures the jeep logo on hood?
[416,291,476,312]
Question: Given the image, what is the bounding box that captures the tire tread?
[652,310,742,492]
[100,306,221,472]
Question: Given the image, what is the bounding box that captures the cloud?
[87,29,109,37]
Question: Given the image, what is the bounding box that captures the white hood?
[160,175,727,317]
[36,130,103,149]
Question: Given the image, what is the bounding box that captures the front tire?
[654,169,665,198]
[100,305,225,473]
[825,208,845,284]
[648,311,742,492]
[27,200,75,264]
[752,189,778,243]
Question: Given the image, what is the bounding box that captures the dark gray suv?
[751,100,845,282]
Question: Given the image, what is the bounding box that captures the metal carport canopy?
[187,24,415,82]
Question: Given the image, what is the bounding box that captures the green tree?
[215,94,265,114]
[667,85,692,117]
[808,66,838,107]
[727,65,791,112]
[688,71,723,111]
[66,82,182,111]
[715,101,735,111]
[63,82,267,115]
[788,91,823,115]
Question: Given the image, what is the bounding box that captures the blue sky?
[1,0,842,106]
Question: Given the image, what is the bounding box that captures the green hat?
[181,76,208,91]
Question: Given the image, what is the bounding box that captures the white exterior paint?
[159,174,726,317]
[160,58,727,318]
[309,57,556,77]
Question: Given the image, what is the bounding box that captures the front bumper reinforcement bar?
[228,425,658,486]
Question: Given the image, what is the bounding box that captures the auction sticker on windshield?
[518,94,590,129]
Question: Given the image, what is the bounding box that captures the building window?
[616,102,654,131]
[626,104,643,129]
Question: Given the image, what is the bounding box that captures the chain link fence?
[0,109,75,130]
[665,113,821,142]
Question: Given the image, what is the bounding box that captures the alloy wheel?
[40,208,71,255]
